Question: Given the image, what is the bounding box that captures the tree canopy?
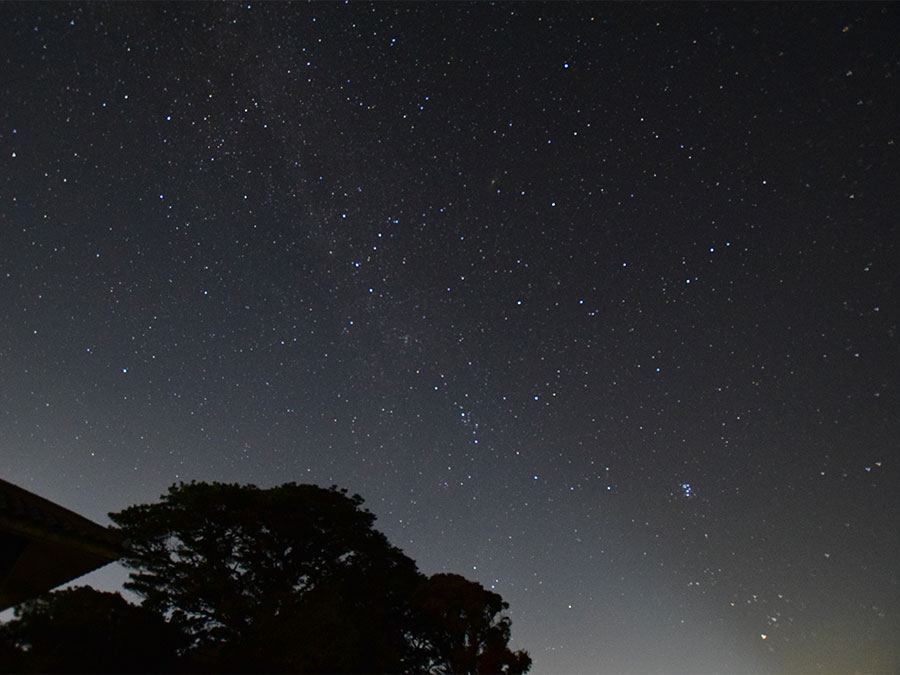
[0,481,530,674]
[0,586,186,673]
[415,573,535,675]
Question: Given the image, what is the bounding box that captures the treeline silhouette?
[0,482,531,674]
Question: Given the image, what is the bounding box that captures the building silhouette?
[0,478,123,611]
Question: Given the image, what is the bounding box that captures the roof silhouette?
[0,478,123,611]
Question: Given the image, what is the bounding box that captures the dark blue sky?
[2,3,898,672]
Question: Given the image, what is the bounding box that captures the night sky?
[2,2,899,672]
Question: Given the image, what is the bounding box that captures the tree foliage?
[1,481,530,674]
[416,573,534,674]
[0,586,185,673]
[110,481,422,672]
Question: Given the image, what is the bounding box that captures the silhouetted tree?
[413,573,532,674]
[1,481,530,673]
[110,481,422,673]
[0,586,185,673]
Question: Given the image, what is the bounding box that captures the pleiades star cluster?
[1,3,898,672]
